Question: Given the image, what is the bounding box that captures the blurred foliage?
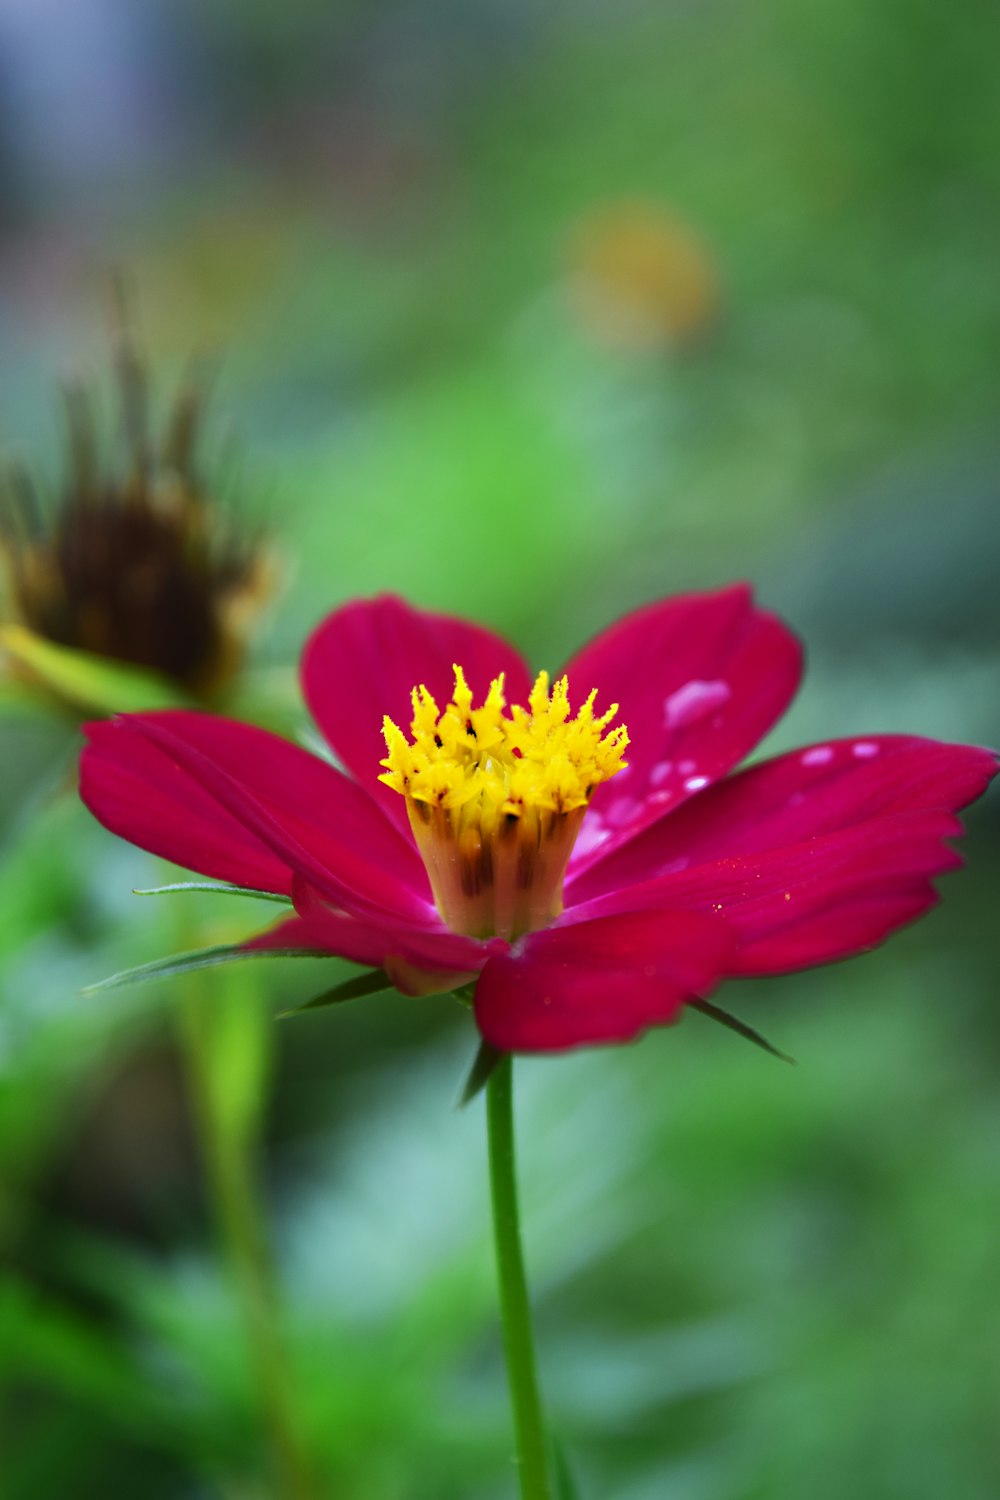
[1,0,998,1496]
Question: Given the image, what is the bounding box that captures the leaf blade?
[552,1437,583,1500]
[690,998,795,1064]
[278,967,392,1017]
[1,624,188,714]
[133,881,292,905]
[457,1038,505,1106]
[83,944,321,994]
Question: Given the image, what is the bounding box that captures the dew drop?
[801,745,834,767]
[650,759,674,787]
[606,795,644,829]
[684,774,710,793]
[663,679,731,731]
[852,741,879,758]
[573,815,610,858]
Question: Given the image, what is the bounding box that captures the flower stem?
[178,958,314,1500]
[486,1054,553,1500]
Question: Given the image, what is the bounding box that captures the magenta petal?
[114,712,435,927]
[562,735,997,975]
[652,810,964,972]
[243,913,385,965]
[301,595,534,833]
[562,584,803,875]
[734,883,939,974]
[243,910,487,976]
[127,709,427,890]
[281,876,490,973]
[473,908,733,1053]
[81,720,292,893]
[567,735,997,903]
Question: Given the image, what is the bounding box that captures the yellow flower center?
[380,665,628,940]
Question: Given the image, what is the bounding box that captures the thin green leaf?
[457,1039,505,1107]
[690,998,796,1064]
[133,881,292,905]
[278,967,391,1018]
[83,944,320,994]
[1,624,188,713]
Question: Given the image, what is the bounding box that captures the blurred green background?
[1,1,998,1496]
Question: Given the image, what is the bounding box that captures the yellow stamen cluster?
[380,665,628,940]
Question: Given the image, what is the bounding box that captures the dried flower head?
[0,288,273,704]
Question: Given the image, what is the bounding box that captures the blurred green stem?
[179,971,314,1500]
[487,1054,553,1500]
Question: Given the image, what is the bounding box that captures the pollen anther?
[380,665,628,939]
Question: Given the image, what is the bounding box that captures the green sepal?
[83,944,320,994]
[690,998,795,1064]
[133,881,293,905]
[278,967,391,1018]
[1,624,188,715]
[457,1038,505,1107]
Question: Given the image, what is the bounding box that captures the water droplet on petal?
[852,741,879,758]
[650,759,674,787]
[573,813,610,858]
[606,795,644,829]
[684,774,710,793]
[801,745,834,767]
[663,679,731,730]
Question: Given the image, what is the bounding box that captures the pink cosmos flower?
[80,588,996,1053]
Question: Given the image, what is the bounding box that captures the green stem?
[486,1054,553,1500]
[179,983,314,1500]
